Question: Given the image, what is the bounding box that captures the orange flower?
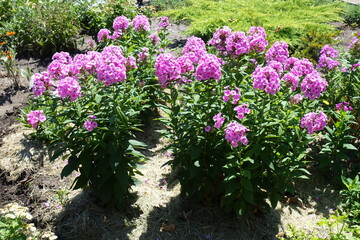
[6,32,16,36]
[3,50,10,55]
[0,42,6,45]
[7,55,12,60]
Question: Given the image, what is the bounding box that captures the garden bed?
[0,7,359,240]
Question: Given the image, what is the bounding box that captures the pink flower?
[300,71,327,100]
[234,104,250,119]
[27,110,46,128]
[158,16,170,29]
[155,53,181,88]
[32,72,54,97]
[225,31,250,57]
[282,72,299,91]
[224,121,249,147]
[113,15,130,31]
[57,77,81,101]
[138,47,149,63]
[177,55,195,74]
[290,58,314,77]
[97,28,111,42]
[182,36,207,64]
[132,15,150,31]
[205,126,211,132]
[222,86,241,104]
[247,26,268,52]
[252,66,281,95]
[335,102,353,111]
[209,26,232,54]
[84,115,98,132]
[301,111,327,135]
[317,45,339,70]
[126,56,137,70]
[213,113,225,129]
[195,54,222,81]
[266,41,289,64]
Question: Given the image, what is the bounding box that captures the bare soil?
[0,20,358,240]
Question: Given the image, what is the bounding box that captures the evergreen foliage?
[159,0,344,49]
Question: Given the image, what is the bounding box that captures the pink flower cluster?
[252,65,281,94]
[300,71,328,100]
[155,53,181,88]
[225,31,250,57]
[224,121,249,147]
[97,28,111,42]
[247,26,268,52]
[84,115,98,132]
[158,16,170,29]
[113,15,130,32]
[57,77,82,101]
[195,54,222,81]
[335,102,353,111]
[222,86,241,104]
[126,56,137,70]
[182,36,207,64]
[27,110,46,128]
[132,15,150,31]
[32,72,54,97]
[208,26,232,55]
[96,45,127,86]
[266,41,289,64]
[300,111,327,135]
[234,104,250,119]
[317,44,340,70]
[213,113,225,129]
[209,26,267,57]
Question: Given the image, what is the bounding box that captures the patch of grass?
[151,0,189,11]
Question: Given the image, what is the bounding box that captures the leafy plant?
[0,202,57,240]
[340,175,360,226]
[22,15,170,209]
[343,4,360,27]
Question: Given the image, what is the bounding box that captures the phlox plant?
[22,15,171,209]
[158,26,358,216]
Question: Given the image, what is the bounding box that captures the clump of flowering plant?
[22,15,172,209]
[160,25,338,217]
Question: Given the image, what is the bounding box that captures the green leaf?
[269,192,279,208]
[343,143,358,151]
[129,139,147,148]
[95,94,102,104]
[242,177,253,192]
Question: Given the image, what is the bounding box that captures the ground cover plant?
[157,0,345,60]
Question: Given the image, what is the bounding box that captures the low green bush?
[343,4,360,27]
[157,0,344,61]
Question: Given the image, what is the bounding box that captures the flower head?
[132,15,150,31]
[225,31,250,57]
[266,41,289,64]
[84,115,98,132]
[335,102,353,111]
[113,15,130,31]
[225,121,249,147]
[234,104,250,119]
[209,26,232,54]
[301,111,327,134]
[289,94,303,105]
[27,110,46,128]
[223,86,241,104]
[213,113,225,129]
[97,28,111,42]
[252,66,281,94]
[158,16,170,29]
[300,71,327,100]
[155,53,181,88]
[57,77,82,101]
[195,54,222,81]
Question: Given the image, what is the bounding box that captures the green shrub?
[151,0,189,11]
[343,4,360,27]
[341,175,360,226]
[158,0,344,60]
